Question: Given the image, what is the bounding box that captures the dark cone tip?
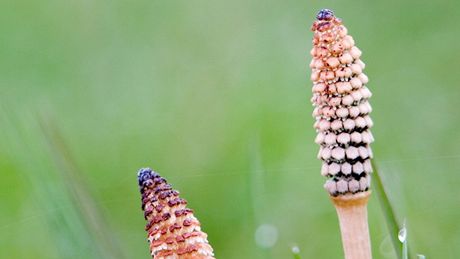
[137,167,158,185]
[316,9,334,21]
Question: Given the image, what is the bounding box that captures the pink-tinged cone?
[310,9,374,196]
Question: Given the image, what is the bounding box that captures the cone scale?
[310,9,374,259]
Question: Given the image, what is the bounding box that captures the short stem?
[331,191,372,259]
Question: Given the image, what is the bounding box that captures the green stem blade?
[372,161,404,259]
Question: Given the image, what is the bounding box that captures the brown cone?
[138,168,215,259]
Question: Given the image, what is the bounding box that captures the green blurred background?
[1,0,460,258]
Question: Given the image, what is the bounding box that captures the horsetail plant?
[310,9,374,259]
[138,168,215,259]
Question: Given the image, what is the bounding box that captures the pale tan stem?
[331,191,372,259]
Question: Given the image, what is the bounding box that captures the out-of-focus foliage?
[1,0,460,258]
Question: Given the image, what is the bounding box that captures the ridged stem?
[331,191,372,259]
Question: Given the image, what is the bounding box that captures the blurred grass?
[38,114,127,258]
[1,0,460,258]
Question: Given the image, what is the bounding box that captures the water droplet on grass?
[398,220,407,243]
[398,227,407,243]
